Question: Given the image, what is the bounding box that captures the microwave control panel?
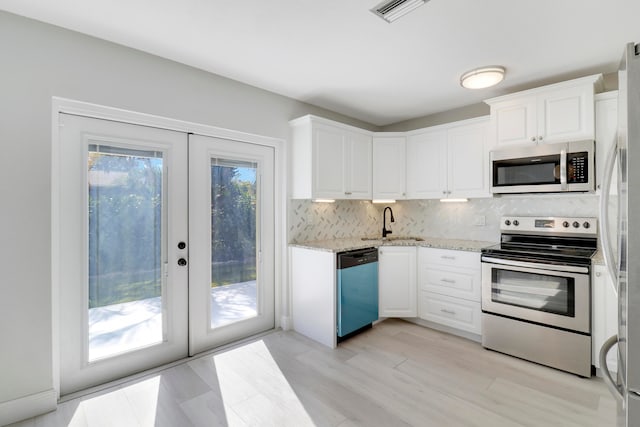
[567,152,588,183]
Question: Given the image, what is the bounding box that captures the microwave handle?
[560,149,567,190]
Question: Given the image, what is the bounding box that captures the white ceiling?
[2,0,640,126]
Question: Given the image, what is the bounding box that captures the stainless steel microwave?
[490,140,595,194]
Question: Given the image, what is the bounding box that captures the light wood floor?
[11,319,617,426]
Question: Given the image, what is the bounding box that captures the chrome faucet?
[382,206,395,238]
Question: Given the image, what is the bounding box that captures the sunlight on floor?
[57,339,313,426]
[211,339,315,426]
[65,376,162,426]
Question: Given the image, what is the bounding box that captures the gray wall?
[382,103,490,132]
[0,10,378,410]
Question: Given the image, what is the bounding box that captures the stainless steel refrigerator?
[599,41,640,427]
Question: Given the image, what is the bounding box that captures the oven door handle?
[481,257,589,274]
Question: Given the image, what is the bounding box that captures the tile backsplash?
[289,194,604,243]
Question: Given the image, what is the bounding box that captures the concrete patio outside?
[88,280,257,361]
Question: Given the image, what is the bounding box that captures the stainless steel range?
[481,216,598,377]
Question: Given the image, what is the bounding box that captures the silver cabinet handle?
[441,309,456,315]
[441,255,456,260]
[539,136,544,141]
[531,137,536,142]
[441,278,456,284]
[442,190,447,195]
[344,191,352,195]
[596,272,601,277]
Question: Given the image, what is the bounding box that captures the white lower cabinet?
[379,246,417,317]
[290,246,338,348]
[419,292,481,334]
[592,264,618,373]
[417,247,482,335]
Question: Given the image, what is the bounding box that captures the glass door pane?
[210,158,258,328]
[87,145,165,361]
[491,269,575,316]
[188,134,274,355]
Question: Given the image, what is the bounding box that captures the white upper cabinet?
[595,91,619,195]
[406,117,490,200]
[406,129,447,199]
[486,74,603,147]
[311,123,345,198]
[447,121,490,198]
[373,135,407,200]
[290,115,372,200]
[347,130,375,198]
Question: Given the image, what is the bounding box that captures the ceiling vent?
[371,0,428,23]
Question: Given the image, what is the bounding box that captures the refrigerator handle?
[600,334,624,405]
[599,136,619,293]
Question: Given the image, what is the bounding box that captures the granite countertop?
[289,236,497,253]
[591,250,605,265]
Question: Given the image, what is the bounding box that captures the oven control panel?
[501,216,597,236]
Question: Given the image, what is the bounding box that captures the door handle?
[599,137,619,294]
[599,334,623,404]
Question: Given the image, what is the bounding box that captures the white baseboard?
[280,315,291,331]
[0,389,57,426]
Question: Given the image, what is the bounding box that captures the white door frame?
[51,97,288,399]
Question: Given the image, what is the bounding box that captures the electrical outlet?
[474,215,486,226]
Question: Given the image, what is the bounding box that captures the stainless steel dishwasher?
[337,248,379,341]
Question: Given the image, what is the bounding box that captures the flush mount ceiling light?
[460,66,506,89]
[371,0,429,23]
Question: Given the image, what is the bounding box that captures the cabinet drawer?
[420,267,481,301]
[420,247,480,270]
[419,292,481,334]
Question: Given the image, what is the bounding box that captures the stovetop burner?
[482,216,598,266]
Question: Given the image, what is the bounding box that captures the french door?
[188,134,275,354]
[58,114,274,395]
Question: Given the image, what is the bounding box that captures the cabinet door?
[538,85,594,143]
[447,121,490,198]
[596,93,618,195]
[312,124,346,199]
[346,131,372,199]
[406,130,447,199]
[592,265,618,372]
[373,136,406,199]
[491,96,537,147]
[379,246,417,317]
